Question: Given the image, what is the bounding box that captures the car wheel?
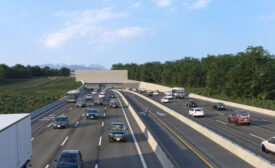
[228,119,231,123]
[247,122,251,126]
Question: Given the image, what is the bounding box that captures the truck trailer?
[0,113,32,168]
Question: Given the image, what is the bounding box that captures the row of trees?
[112,46,275,100]
[0,64,71,82]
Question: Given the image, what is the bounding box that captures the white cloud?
[187,0,212,9]
[42,8,141,48]
[132,1,142,8]
[102,27,146,41]
[152,0,172,7]
[259,13,275,20]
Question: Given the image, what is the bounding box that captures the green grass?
[185,87,275,111]
[0,77,82,114]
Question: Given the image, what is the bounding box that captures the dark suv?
[53,115,69,129]
[228,112,251,125]
[186,100,197,107]
[55,150,83,168]
[86,109,99,119]
[109,122,127,142]
[213,102,226,110]
[109,101,119,108]
[75,99,86,107]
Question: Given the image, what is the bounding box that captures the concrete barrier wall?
[113,90,174,168]
[127,90,274,168]
[138,81,275,117]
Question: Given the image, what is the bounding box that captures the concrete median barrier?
[138,81,275,117]
[127,90,274,168]
[113,90,174,168]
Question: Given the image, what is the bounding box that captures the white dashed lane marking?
[249,133,265,141]
[98,136,102,146]
[61,136,69,146]
[216,120,227,125]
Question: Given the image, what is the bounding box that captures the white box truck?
[0,113,32,168]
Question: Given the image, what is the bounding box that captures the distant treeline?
[0,64,71,82]
[112,46,275,101]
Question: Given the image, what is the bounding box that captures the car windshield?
[239,112,249,117]
[111,124,124,131]
[56,117,66,122]
[58,154,78,165]
[88,110,98,114]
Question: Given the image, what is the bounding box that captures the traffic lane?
[31,103,74,137]
[126,92,255,168]
[115,93,162,168]
[142,93,275,159]
[49,106,105,168]
[136,92,275,163]
[123,92,213,168]
[99,106,145,168]
[31,105,85,168]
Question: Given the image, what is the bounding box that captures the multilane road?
[31,89,161,168]
[121,91,253,168]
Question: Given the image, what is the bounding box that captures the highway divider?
[126,90,275,168]
[113,90,174,168]
[138,81,275,117]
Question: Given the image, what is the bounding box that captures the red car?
[228,112,251,126]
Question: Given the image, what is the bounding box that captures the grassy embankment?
[184,87,275,110]
[0,77,82,114]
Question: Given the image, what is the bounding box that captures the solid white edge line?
[249,133,265,141]
[82,113,85,117]
[61,136,69,146]
[99,136,102,146]
[116,93,147,168]
[102,121,104,127]
[47,122,53,127]
[94,164,98,168]
[75,121,79,127]
[215,120,227,125]
[45,164,49,168]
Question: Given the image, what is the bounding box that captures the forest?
[0,64,71,82]
[112,46,275,109]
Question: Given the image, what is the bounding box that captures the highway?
[31,88,161,168]
[131,90,275,164]
[121,91,253,168]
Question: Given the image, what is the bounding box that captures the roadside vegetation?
[112,46,275,110]
[0,77,81,114]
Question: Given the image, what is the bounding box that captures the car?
[146,90,153,96]
[109,101,119,108]
[55,150,84,168]
[153,90,159,95]
[75,99,86,107]
[261,137,275,153]
[86,109,99,119]
[175,92,185,99]
[189,108,205,117]
[94,98,103,105]
[164,92,173,99]
[228,112,251,125]
[109,122,127,142]
[161,97,169,103]
[110,93,116,98]
[85,94,93,100]
[213,102,226,110]
[132,88,138,92]
[186,100,197,107]
[99,93,105,98]
[53,115,69,129]
[92,90,98,95]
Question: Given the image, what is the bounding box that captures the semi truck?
[0,113,32,168]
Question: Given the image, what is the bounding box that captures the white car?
[189,108,205,117]
[92,90,97,95]
[261,137,275,153]
[161,97,169,103]
[99,93,105,98]
[85,94,93,100]
[153,90,159,95]
[164,92,173,99]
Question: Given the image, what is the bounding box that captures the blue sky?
[0,0,275,69]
